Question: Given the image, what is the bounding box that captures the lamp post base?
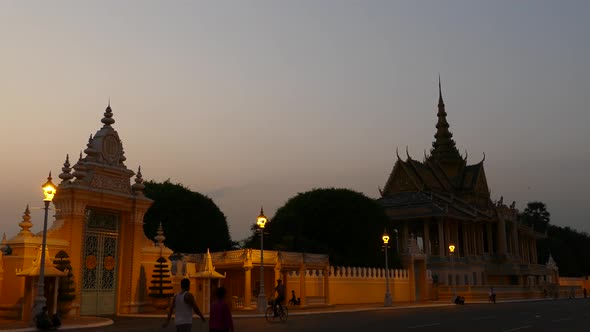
[31,295,47,324]
[257,293,267,313]
[384,292,393,307]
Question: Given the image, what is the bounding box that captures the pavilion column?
[532,240,538,264]
[402,222,409,254]
[528,240,533,263]
[444,220,451,255]
[453,222,460,256]
[462,222,469,256]
[479,224,485,255]
[243,267,252,309]
[438,219,445,257]
[530,240,536,264]
[512,222,519,258]
[497,216,508,256]
[486,223,494,255]
[473,224,479,255]
[423,221,430,255]
[299,266,307,306]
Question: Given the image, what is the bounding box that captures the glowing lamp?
[257,207,267,229]
[448,244,456,254]
[382,231,390,245]
[42,173,57,202]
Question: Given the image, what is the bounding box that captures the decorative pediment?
[382,161,419,196]
[474,167,490,197]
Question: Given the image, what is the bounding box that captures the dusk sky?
[1,1,588,242]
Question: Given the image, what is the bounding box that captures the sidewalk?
[0,316,113,332]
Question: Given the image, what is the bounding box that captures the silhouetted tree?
[143,180,232,253]
[520,201,550,234]
[538,225,590,277]
[245,188,396,267]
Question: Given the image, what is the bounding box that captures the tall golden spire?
[429,76,462,163]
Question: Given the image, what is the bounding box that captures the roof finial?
[438,74,443,104]
[395,147,401,160]
[59,154,74,183]
[132,166,145,195]
[72,151,87,181]
[18,205,33,236]
[406,146,412,160]
[101,102,115,126]
[155,222,166,248]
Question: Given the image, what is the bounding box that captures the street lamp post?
[382,230,393,307]
[449,244,456,303]
[256,207,268,313]
[32,172,57,318]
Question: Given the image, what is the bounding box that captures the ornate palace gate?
[80,209,119,315]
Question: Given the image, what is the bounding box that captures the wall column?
[323,266,330,305]
[299,266,307,306]
[243,267,252,309]
[438,219,445,257]
[423,221,430,255]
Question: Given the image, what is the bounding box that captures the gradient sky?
[1,1,589,243]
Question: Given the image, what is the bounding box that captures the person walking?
[489,287,496,304]
[209,287,234,332]
[163,278,206,332]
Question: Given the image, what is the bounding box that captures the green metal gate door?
[80,210,119,315]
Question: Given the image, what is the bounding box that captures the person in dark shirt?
[273,279,286,315]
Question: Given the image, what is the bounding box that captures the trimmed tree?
[143,180,232,253]
[245,188,393,267]
[148,256,174,308]
[53,250,75,314]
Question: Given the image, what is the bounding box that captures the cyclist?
[273,279,286,316]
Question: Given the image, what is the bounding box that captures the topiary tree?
[53,251,75,306]
[148,256,174,299]
[245,188,393,267]
[143,180,232,253]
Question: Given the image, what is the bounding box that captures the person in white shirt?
[163,278,206,332]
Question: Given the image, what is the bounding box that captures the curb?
[119,303,455,319]
[0,318,113,332]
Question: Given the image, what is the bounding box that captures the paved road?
[87,299,590,332]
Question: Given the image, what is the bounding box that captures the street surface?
[87,299,589,332]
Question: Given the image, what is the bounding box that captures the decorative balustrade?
[285,266,419,280]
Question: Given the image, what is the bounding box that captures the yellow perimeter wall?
[285,267,431,304]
